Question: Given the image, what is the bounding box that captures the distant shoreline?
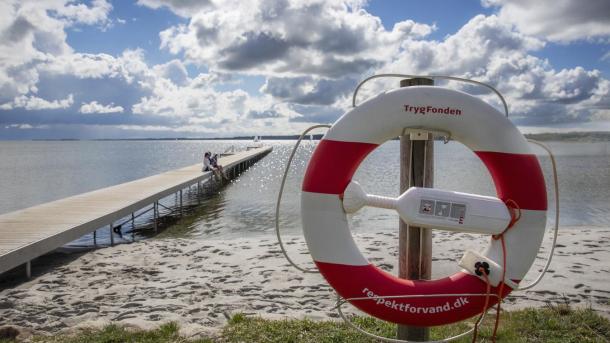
[19,131,610,142]
[523,131,610,142]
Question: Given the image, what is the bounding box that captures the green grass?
[220,306,610,343]
[27,323,212,343]
[4,307,609,343]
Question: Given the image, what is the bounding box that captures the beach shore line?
[1,226,608,338]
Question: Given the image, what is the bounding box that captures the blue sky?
[1,0,609,139]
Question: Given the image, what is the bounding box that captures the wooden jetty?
[0,146,272,277]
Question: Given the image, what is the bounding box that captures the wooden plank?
[0,146,272,274]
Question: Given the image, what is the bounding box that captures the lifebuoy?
[301,86,547,326]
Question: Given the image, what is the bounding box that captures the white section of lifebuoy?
[301,192,368,266]
[326,87,530,154]
[483,209,547,278]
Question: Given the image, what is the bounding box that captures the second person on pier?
[203,151,228,180]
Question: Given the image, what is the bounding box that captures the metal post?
[397,77,434,341]
[26,261,31,279]
[109,222,114,246]
[154,202,158,233]
[131,212,136,242]
[93,230,97,247]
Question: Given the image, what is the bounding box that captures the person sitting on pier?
[203,151,227,180]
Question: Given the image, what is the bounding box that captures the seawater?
[0,140,608,245]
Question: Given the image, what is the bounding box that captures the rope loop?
[492,199,521,240]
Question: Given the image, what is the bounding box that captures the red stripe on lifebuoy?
[476,151,547,211]
[302,139,377,194]
[316,261,512,327]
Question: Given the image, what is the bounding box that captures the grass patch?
[219,307,610,343]
[5,307,609,343]
[28,322,212,343]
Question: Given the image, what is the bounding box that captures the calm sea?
[0,140,608,245]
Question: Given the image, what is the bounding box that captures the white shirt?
[202,157,212,171]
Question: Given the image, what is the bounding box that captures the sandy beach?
[1,226,609,338]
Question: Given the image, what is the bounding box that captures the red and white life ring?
[301,86,547,326]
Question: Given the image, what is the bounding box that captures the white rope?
[274,124,330,274]
[334,293,501,343]
[352,73,509,118]
[274,78,560,342]
[516,139,560,290]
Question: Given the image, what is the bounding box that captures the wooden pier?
[0,146,272,277]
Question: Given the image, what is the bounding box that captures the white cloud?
[53,0,113,27]
[0,0,114,104]
[384,15,544,75]
[80,101,124,114]
[152,2,604,126]
[152,59,188,86]
[482,0,610,43]
[41,49,151,83]
[136,0,213,18]
[158,0,435,78]
[1,0,609,138]
[5,123,34,129]
[132,78,250,118]
[151,0,441,116]
[0,94,73,110]
[372,15,610,125]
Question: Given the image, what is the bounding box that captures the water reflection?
[1,139,608,245]
[169,140,610,240]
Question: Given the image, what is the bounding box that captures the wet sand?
[0,226,608,337]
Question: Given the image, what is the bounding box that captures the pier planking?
[0,146,272,276]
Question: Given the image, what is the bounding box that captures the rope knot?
[492,199,521,240]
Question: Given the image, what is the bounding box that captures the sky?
[1,0,610,139]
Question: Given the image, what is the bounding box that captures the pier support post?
[179,190,183,216]
[397,78,434,342]
[26,261,31,279]
[197,181,201,204]
[154,202,158,233]
[93,230,97,247]
[109,222,114,246]
[132,213,136,242]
